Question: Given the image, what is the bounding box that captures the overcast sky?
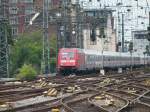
[80,0,150,40]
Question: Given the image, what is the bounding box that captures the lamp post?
[144,52,146,68]
[130,50,133,72]
[102,51,104,73]
[101,39,104,75]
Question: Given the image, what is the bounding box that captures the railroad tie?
[47,88,58,97]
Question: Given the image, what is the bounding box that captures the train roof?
[59,48,78,52]
[59,48,147,57]
[83,49,144,57]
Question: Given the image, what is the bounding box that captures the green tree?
[10,30,57,77]
[10,31,42,76]
[16,64,37,81]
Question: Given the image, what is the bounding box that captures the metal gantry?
[57,0,110,49]
[0,0,9,78]
[42,0,50,75]
[0,18,9,78]
[57,0,83,49]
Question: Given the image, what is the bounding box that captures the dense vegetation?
[16,64,37,80]
[10,30,57,78]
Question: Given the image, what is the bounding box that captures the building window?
[25,16,31,24]
[9,7,18,14]
[25,6,33,14]
[10,0,18,3]
[11,27,18,36]
[9,17,18,25]
[22,0,33,3]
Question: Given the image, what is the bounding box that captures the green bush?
[16,64,37,81]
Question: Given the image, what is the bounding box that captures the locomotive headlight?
[61,60,67,63]
[70,60,75,63]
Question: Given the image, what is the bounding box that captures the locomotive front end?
[57,48,77,74]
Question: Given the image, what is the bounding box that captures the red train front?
[57,48,85,75]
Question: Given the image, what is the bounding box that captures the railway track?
[118,85,148,95]
[14,98,61,112]
[89,92,128,112]
[139,96,150,105]
[0,71,150,112]
[61,89,106,112]
[120,102,150,112]
[107,89,138,102]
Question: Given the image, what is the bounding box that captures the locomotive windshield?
[61,52,74,59]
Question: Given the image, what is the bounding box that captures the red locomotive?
[57,48,85,74]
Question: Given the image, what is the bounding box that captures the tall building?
[9,0,34,37]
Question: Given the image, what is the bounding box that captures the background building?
[9,0,34,37]
[83,9,117,52]
[132,30,149,55]
[7,0,117,52]
[8,0,60,37]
